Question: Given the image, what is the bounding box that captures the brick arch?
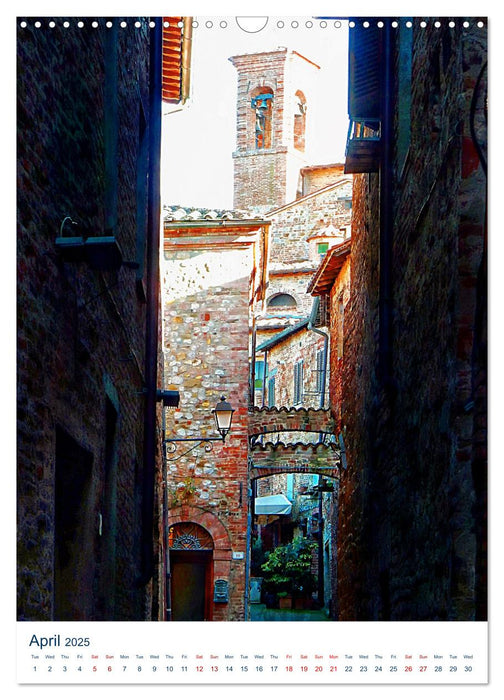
[293,90,307,151]
[249,442,340,481]
[252,468,339,484]
[168,506,233,580]
[250,464,340,481]
[248,79,276,94]
[266,288,302,309]
[248,406,335,438]
[249,85,274,149]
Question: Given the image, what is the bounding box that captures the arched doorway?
[169,522,214,621]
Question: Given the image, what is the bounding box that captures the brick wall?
[17,18,159,621]
[301,164,346,196]
[328,256,352,431]
[337,20,487,621]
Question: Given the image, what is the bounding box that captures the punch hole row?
[349,19,486,29]
[18,18,486,31]
[18,19,183,30]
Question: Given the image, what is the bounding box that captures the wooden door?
[170,550,213,621]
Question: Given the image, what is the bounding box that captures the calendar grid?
[17,621,488,684]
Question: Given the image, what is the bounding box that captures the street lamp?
[164,395,235,455]
[212,396,235,441]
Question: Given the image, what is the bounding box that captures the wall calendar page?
[13,2,494,695]
[17,621,487,684]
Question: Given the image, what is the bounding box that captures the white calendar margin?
[16,620,488,684]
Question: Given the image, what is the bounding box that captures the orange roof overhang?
[307,239,351,296]
[162,17,192,104]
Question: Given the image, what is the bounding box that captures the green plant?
[261,536,317,596]
[168,476,197,508]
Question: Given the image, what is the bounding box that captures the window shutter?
[348,21,383,121]
[294,360,304,404]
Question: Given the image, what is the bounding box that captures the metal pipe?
[161,405,172,621]
[138,18,163,588]
[244,478,253,620]
[317,476,325,606]
[378,22,394,383]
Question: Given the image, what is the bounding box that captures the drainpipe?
[138,18,163,588]
[317,477,325,606]
[250,318,257,408]
[161,402,172,620]
[244,475,253,620]
[378,22,394,385]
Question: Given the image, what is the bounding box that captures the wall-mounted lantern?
[164,395,235,457]
[212,396,235,441]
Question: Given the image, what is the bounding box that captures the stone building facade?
[331,18,487,621]
[17,17,170,621]
[161,207,269,621]
[256,320,327,412]
[257,178,352,347]
[299,163,346,197]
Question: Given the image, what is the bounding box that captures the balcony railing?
[344,118,381,174]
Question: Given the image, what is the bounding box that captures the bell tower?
[229,48,320,214]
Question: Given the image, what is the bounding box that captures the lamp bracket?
[164,436,224,461]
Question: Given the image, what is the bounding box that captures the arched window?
[169,522,214,550]
[267,293,297,309]
[293,91,307,151]
[250,88,274,149]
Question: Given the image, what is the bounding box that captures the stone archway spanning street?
[248,405,340,480]
[247,405,340,620]
[249,405,336,440]
[249,442,340,480]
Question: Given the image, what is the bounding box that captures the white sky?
[161,16,349,210]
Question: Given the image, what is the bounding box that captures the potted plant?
[260,536,316,608]
[277,591,293,609]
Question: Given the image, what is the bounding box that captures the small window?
[255,360,265,389]
[317,242,329,257]
[267,293,297,309]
